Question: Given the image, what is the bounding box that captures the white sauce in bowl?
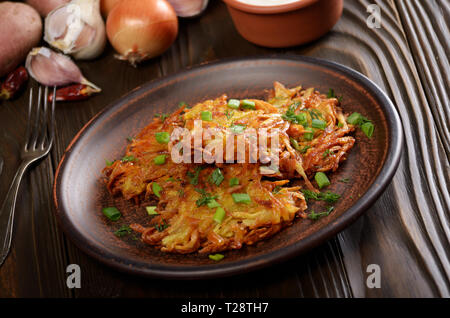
[236,0,300,6]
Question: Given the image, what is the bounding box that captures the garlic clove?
[25,47,101,91]
[44,0,106,60]
[166,0,209,18]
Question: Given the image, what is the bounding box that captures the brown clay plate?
[53,55,403,279]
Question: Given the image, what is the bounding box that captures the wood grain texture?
[0,0,447,297]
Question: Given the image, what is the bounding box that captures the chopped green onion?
[361,122,374,138]
[178,101,187,107]
[290,138,301,151]
[339,178,350,183]
[303,130,314,141]
[227,99,240,109]
[102,207,121,221]
[225,110,234,120]
[213,207,226,223]
[146,206,158,215]
[229,177,239,186]
[154,154,166,165]
[105,159,114,167]
[230,124,246,134]
[155,132,170,144]
[126,136,134,142]
[337,122,344,128]
[121,155,137,163]
[152,182,162,198]
[201,111,212,121]
[311,118,327,130]
[241,99,256,109]
[300,145,311,154]
[209,168,224,186]
[207,199,221,209]
[346,112,362,125]
[232,193,251,204]
[315,172,330,189]
[209,254,224,261]
[114,225,132,237]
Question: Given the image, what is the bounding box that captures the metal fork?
[0,86,56,266]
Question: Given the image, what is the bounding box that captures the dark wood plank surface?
[0,0,448,298]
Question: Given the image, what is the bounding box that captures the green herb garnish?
[195,188,218,207]
[230,124,246,134]
[187,166,204,185]
[301,190,341,204]
[154,219,169,232]
[121,155,137,163]
[308,206,335,220]
[114,225,132,237]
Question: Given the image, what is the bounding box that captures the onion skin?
[100,0,122,18]
[0,2,42,77]
[26,0,71,17]
[106,0,178,66]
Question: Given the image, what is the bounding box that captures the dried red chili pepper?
[48,84,98,102]
[0,66,28,100]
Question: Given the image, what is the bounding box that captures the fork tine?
[24,88,33,151]
[37,86,49,149]
[29,85,42,150]
[47,86,56,149]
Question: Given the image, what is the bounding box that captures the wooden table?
[0,0,448,298]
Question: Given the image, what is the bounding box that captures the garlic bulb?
[25,47,101,91]
[166,0,209,18]
[44,0,105,60]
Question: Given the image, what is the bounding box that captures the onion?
[100,0,121,18]
[166,0,209,17]
[26,0,71,17]
[0,2,42,77]
[106,0,178,66]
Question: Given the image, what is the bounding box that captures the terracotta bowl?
[222,0,343,47]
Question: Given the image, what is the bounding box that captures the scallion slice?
[152,182,162,198]
[232,193,251,204]
[213,207,226,223]
[207,199,221,209]
[153,154,166,165]
[346,112,362,125]
[311,118,327,130]
[229,177,239,186]
[201,111,212,121]
[102,207,121,221]
[155,132,170,144]
[227,99,240,109]
[303,130,314,141]
[146,206,158,215]
[230,124,246,134]
[209,254,224,261]
[241,99,256,109]
[361,122,374,138]
[315,172,330,189]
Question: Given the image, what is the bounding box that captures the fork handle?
[0,161,30,266]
